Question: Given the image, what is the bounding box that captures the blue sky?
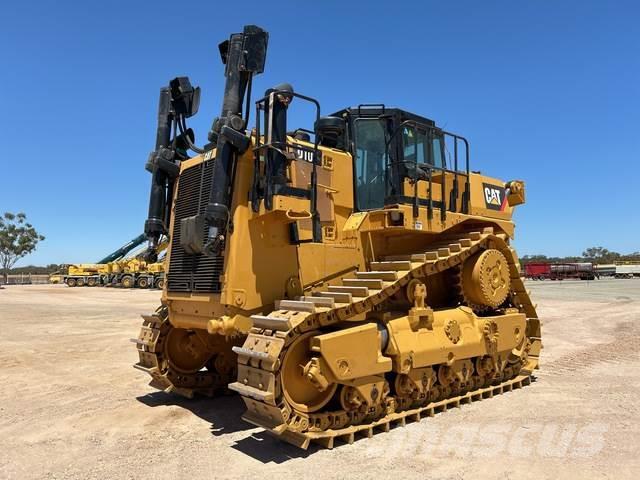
[1,1,638,266]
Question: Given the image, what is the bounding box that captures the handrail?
[385,118,471,216]
[253,90,322,242]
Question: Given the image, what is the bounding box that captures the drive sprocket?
[460,249,511,310]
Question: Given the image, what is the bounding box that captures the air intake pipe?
[204,25,268,256]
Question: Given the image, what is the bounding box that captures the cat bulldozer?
[133,25,541,449]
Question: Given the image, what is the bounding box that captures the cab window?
[354,119,388,210]
[402,127,444,169]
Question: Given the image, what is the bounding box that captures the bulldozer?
[133,25,541,449]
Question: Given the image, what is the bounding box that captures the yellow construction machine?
[134,25,541,449]
[63,234,146,287]
[106,240,167,288]
[63,235,166,288]
[63,263,109,287]
[48,272,65,284]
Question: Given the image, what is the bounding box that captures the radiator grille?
[167,161,224,293]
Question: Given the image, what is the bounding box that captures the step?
[328,285,369,297]
[298,296,335,308]
[318,291,353,303]
[250,315,293,331]
[228,382,274,403]
[343,278,384,289]
[275,299,316,313]
[355,271,398,281]
[370,260,412,271]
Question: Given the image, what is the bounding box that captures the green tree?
[621,251,640,262]
[582,246,621,264]
[0,212,45,284]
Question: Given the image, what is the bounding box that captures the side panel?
[469,174,514,221]
[222,150,300,311]
[292,146,361,288]
[297,243,361,288]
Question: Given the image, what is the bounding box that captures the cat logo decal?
[483,183,507,211]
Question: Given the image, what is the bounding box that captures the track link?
[230,227,542,448]
[133,306,231,398]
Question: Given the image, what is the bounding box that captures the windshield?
[402,127,444,169]
[354,119,388,210]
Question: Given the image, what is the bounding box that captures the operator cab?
[255,88,471,244]
[320,106,463,213]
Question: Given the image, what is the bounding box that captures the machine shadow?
[136,391,251,436]
[231,432,319,463]
[136,391,321,462]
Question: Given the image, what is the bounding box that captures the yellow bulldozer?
[134,25,541,449]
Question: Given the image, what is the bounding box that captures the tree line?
[522,246,640,265]
[2,211,638,278]
[7,264,63,274]
[9,248,640,275]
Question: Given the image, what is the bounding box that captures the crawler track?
[132,306,232,398]
[230,227,541,449]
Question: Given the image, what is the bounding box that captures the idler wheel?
[281,332,337,413]
[165,329,212,374]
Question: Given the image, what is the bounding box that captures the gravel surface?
[1,279,638,479]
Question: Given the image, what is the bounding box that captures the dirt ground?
[1,279,639,479]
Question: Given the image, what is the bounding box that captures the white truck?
[615,263,640,278]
